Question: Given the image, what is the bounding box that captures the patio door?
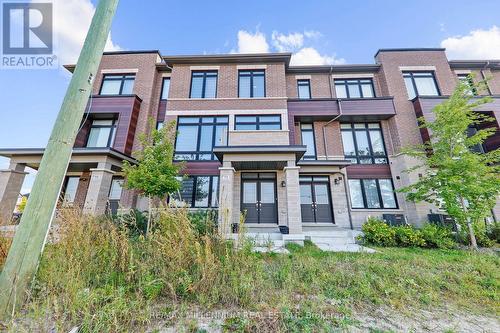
[300,176,334,223]
[241,173,277,224]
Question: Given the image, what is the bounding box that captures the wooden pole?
[0,0,119,319]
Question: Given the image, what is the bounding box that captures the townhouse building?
[0,48,499,239]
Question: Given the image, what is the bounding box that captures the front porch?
[213,145,363,249]
[0,148,134,225]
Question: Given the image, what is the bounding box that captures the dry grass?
[1,209,498,332]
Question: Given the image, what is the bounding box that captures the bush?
[472,222,495,248]
[361,217,396,246]
[187,209,217,236]
[112,208,148,236]
[486,222,500,243]
[394,225,426,247]
[420,224,456,249]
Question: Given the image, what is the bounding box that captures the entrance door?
[241,173,277,224]
[300,176,334,223]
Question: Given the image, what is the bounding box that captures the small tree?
[400,78,500,249]
[122,120,182,235]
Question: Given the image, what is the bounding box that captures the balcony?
[74,95,142,156]
[287,97,396,121]
[413,95,500,152]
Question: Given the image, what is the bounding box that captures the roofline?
[287,64,380,74]
[162,52,292,66]
[0,147,136,163]
[374,48,446,58]
[448,60,500,69]
[63,50,162,73]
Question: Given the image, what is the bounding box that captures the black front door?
[300,176,334,223]
[241,173,277,224]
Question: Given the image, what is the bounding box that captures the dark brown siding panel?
[346,164,392,178]
[179,162,221,176]
[73,95,142,155]
[157,100,167,123]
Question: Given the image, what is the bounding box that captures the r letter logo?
[1,1,56,69]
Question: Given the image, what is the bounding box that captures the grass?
[1,210,499,332]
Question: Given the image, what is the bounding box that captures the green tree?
[399,78,500,249]
[122,120,182,235]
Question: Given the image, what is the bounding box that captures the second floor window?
[174,116,228,160]
[235,115,281,130]
[86,119,116,148]
[161,77,171,100]
[341,123,387,164]
[239,70,265,98]
[300,123,317,160]
[190,71,217,98]
[335,79,375,98]
[100,74,135,95]
[297,79,311,99]
[403,72,439,99]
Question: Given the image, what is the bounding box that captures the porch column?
[0,163,28,225]
[284,165,302,234]
[83,163,115,215]
[218,166,235,235]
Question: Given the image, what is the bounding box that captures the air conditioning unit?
[428,214,457,231]
[382,214,407,226]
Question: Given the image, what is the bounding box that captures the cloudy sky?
[1,0,500,192]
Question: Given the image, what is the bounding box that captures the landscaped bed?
[1,210,499,332]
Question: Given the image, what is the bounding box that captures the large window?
[170,176,219,208]
[239,70,265,98]
[300,123,316,160]
[62,176,80,204]
[235,115,281,130]
[190,71,217,98]
[348,178,397,209]
[174,116,228,160]
[86,119,116,148]
[161,77,171,100]
[100,74,135,95]
[297,79,311,99]
[403,72,439,99]
[341,123,387,164]
[335,79,375,98]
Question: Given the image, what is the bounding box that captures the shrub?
[113,208,148,236]
[472,222,495,248]
[394,225,426,247]
[361,217,396,246]
[486,222,500,243]
[187,209,217,236]
[420,224,456,249]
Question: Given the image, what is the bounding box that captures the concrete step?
[316,243,376,253]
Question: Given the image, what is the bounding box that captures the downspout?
[322,65,341,160]
[480,61,492,95]
[324,66,353,229]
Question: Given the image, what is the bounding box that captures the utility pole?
[0,0,119,319]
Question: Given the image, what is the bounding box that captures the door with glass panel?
[241,173,277,224]
[300,176,334,223]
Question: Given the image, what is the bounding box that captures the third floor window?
[190,71,217,98]
[100,74,135,96]
[297,79,311,99]
[161,77,171,100]
[335,79,375,98]
[341,123,387,164]
[403,71,439,99]
[239,70,265,98]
